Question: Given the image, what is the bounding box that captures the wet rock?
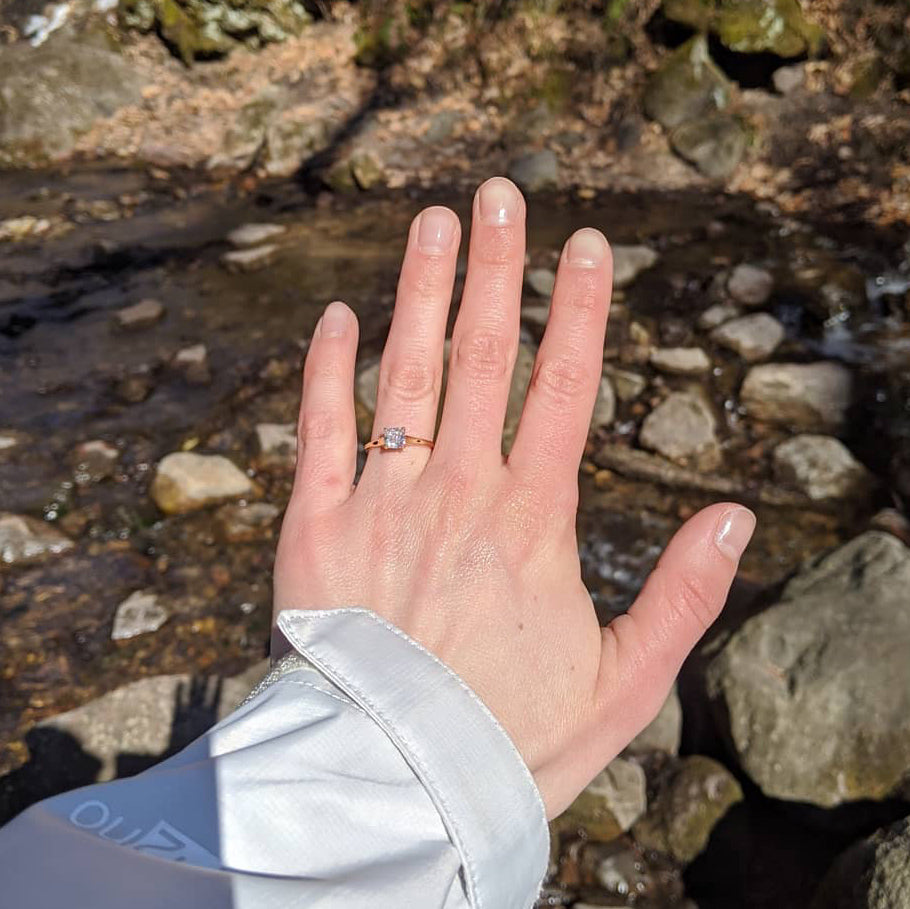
[0,37,147,165]
[671,113,748,180]
[0,513,73,567]
[773,434,873,501]
[113,298,164,330]
[663,0,824,58]
[592,377,616,429]
[604,365,647,402]
[633,755,743,864]
[221,244,279,273]
[215,502,280,543]
[707,531,910,807]
[727,263,774,306]
[350,150,386,191]
[649,347,712,376]
[508,150,559,193]
[111,590,169,641]
[613,245,659,289]
[557,759,647,842]
[741,361,852,431]
[115,369,156,404]
[151,452,253,514]
[36,661,269,781]
[643,36,732,131]
[0,430,26,452]
[172,344,211,385]
[576,839,685,905]
[698,302,740,330]
[255,422,297,470]
[526,267,556,298]
[227,223,286,248]
[811,816,910,909]
[640,393,720,470]
[625,685,682,756]
[773,63,806,95]
[711,313,784,361]
[71,440,119,485]
[0,215,53,242]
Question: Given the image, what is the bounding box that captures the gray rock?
[526,267,556,298]
[350,150,386,191]
[633,756,743,864]
[355,359,381,413]
[671,113,748,179]
[604,365,647,402]
[773,434,873,501]
[264,117,331,178]
[215,502,280,543]
[36,661,269,782]
[727,263,774,306]
[625,685,682,756]
[113,298,164,330]
[520,304,550,330]
[71,440,119,485]
[712,313,785,361]
[227,223,286,248]
[649,346,712,376]
[424,110,461,144]
[557,758,647,842]
[741,361,852,431]
[0,37,147,165]
[508,150,559,193]
[773,64,806,95]
[592,377,616,429]
[151,452,254,514]
[640,393,720,470]
[111,591,169,641]
[612,244,659,289]
[707,532,910,807]
[220,245,279,273]
[172,344,211,385]
[644,36,732,130]
[0,513,73,567]
[811,816,910,909]
[698,302,740,330]
[255,422,297,470]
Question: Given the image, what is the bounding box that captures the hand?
[273,177,755,818]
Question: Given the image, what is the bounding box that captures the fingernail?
[319,301,349,339]
[715,507,756,561]
[478,177,521,225]
[417,206,457,254]
[565,228,607,266]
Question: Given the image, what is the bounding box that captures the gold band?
[365,427,434,452]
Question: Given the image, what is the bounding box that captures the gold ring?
[364,426,434,452]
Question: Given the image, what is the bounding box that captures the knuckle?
[455,330,510,382]
[531,356,589,403]
[667,570,717,633]
[381,354,437,403]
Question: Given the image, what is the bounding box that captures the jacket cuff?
[276,608,549,909]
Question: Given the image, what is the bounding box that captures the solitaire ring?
[364,427,434,452]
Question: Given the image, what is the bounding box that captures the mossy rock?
[670,111,748,179]
[663,0,824,58]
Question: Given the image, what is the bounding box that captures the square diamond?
[383,427,406,450]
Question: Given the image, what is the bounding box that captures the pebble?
[0,430,26,451]
[0,512,73,566]
[227,223,286,248]
[507,149,559,192]
[150,452,254,514]
[711,312,785,361]
[172,343,211,385]
[255,422,298,470]
[604,365,647,402]
[639,392,720,470]
[220,244,279,273]
[520,304,550,329]
[592,376,616,428]
[649,346,712,375]
[350,150,386,190]
[113,298,164,330]
[727,263,774,306]
[773,63,806,95]
[111,590,169,641]
[773,434,873,500]
[215,502,280,543]
[612,244,658,289]
[698,302,740,330]
[71,440,119,484]
[525,267,556,298]
[625,684,682,756]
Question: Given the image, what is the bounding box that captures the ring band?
[365,426,434,452]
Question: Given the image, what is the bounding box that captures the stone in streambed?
[741,361,852,431]
[604,365,647,402]
[113,298,164,330]
[592,377,616,429]
[671,113,748,179]
[111,590,168,641]
[526,268,556,298]
[612,245,658,289]
[633,755,742,863]
[215,502,280,543]
[508,150,559,193]
[649,346,712,376]
[707,531,910,807]
[698,302,740,330]
[625,685,682,756]
[71,440,119,485]
[220,245,279,273]
[172,344,211,385]
[773,434,873,501]
[727,263,774,306]
[0,513,73,567]
[151,452,253,514]
[711,312,784,361]
[227,223,286,248]
[255,422,297,470]
[640,392,720,470]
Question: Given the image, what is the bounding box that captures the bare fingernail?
[478,176,522,225]
[566,228,608,266]
[715,507,756,561]
[417,206,457,254]
[319,301,349,339]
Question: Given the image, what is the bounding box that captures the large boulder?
[741,361,852,431]
[707,532,910,807]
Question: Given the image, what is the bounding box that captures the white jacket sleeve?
[0,608,549,909]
